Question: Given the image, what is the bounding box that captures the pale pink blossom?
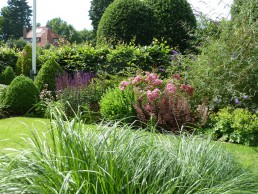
[152,79,163,86]
[147,88,160,102]
[146,73,159,82]
[166,83,177,94]
[119,81,130,90]
[180,84,194,96]
[132,76,141,85]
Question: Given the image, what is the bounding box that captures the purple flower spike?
[234,98,240,104]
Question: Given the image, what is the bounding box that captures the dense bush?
[0,66,15,85]
[3,75,39,115]
[100,85,137,122]
[206,107,258,146]
[0,111,257,193]
[37,41,172,75]
[120,72,195,131]
[147,0,197,52]
[97,0,156,45]
[34,59,63,92]
[15,45,32,77]
[0,46,18,72]
[189,16,258,110]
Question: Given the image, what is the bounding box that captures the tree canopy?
[0,0,32,40]
[89,0,114,34]
[46,17,79,43]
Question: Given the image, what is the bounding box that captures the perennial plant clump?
[120,72,195,131]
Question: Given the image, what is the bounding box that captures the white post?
[32,0,37,80]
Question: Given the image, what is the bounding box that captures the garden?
[0,0,258,193]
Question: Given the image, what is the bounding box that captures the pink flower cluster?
[132,75,141,85]
[147,88,160,102]
[120,81,130,90]
[180,84,194,96]
[145,72,163,86]
[165,83,177,94]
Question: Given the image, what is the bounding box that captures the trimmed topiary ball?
[147,0,197,52]
[0,66,16,85]
[97,0,156,45]
[3,75,39,115]
[15,45,32,77]
[34,59,63,92]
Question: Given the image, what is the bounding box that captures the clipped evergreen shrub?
[97,0,156,45]
[147,0,197,52]
[15,45,32,77]
[0,66,16,85]
[3,75,39,115]
[34,59,63,92]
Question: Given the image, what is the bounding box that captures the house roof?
[25,26,63,47]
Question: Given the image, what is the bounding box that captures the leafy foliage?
[0,66,15,85]
[231,0,258,22]
[100,85,137,122]
[189,16,258,110]
[206,107,258,146]
[34,59,63,92]
[97,0,156,45]
[0,0,32,40]
[3,75,39,115]
[0,46,18,72]
[15,45,32,77]
[147,0,197,52]
[89,0,114,34]
[36,41,172,75]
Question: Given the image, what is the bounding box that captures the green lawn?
[0,117,50,150]
[222,142,258,173]
[0,117,258,174]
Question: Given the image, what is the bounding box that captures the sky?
[0,0,233,31]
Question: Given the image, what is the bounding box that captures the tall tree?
[1,0,32,40]
[46,17,79,43]
[89,0,114,34]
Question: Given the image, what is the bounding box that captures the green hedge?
[37,41,172,74]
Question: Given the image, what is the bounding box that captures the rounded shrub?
[147,0,197,52]
[15,45,32,77]
[3,75,39,115]
[97,0,156,45]
[34,59,63,92]
[100,85,137,122]
[0,66,16,85]
[206,107,258,146]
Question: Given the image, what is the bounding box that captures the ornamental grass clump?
[0,109,257,193]
[120,72,195,132]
